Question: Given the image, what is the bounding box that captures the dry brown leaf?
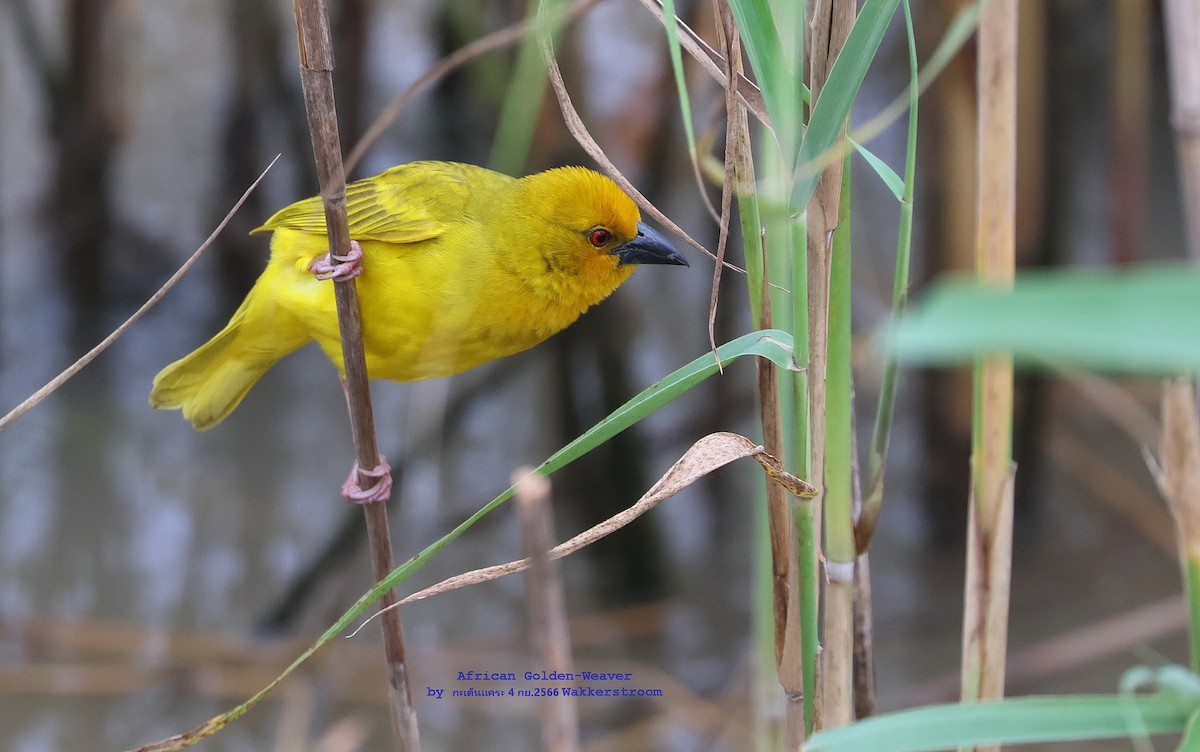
[371,433,812,613]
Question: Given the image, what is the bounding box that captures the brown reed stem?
[960,3,1017,750]
[292,0,420,748]
[515,469,580,752]
[1161,0,1200,673]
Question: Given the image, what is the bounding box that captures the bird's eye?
[588,228,612,248]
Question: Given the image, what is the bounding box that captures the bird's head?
[513,167,688,299]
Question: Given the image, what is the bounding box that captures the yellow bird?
[150,161,686,495]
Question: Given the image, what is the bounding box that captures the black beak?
[612,222,689,267]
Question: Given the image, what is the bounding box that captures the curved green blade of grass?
[805,693,1200,752]
[891,264,1200,374]
[129,329,796,752]
[793,0,903,212]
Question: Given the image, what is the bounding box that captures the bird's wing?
[252,162,494,245]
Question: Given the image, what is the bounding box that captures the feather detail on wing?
[250,162,502,244]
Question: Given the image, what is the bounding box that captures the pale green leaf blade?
[806,694,1198,752]
[891,264,1200,374]
[852,137,904,199]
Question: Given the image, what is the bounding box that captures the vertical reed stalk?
[1164,0,1200,261]
[515,469,580,752]
[1161,0,1200,673]
[808,0,856,731]
[960,2,1016,748]
[821,156,856,728]
[716,0,805,744]
[1158,380,1200,671]
[292,1,421,748]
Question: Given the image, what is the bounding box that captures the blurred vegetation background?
[0,0,1191,750]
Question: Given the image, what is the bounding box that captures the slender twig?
[960,3,1017,749]
[0,156,278,433]
[637,0,770,130]
[291,0,420,748]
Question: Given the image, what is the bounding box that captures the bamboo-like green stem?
[856,0,918,554]
[807,0,856,730]
[789,204,816,736]
[822,156,855,727]
[960,3,1017,750]
[781,5,815,734]
[719,2,799,744]
[292,1,420,748]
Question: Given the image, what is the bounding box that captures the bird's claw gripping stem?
[341,455,392,504]
[311,240,365,282]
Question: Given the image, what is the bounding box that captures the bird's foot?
[341,455,392,504]
[311,240,365,282]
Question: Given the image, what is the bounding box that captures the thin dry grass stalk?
[635,0,770,128]
[292,0,420,748]
[708,1,740,357]
[344,0,601,175]
[960,2,1017,747]
[0,157,277,432]
[515,469,581,752]
[808,0,857,731]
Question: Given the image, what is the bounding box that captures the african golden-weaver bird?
[150,161,686,498]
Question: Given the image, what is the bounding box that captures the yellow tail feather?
[150,296,308,431]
